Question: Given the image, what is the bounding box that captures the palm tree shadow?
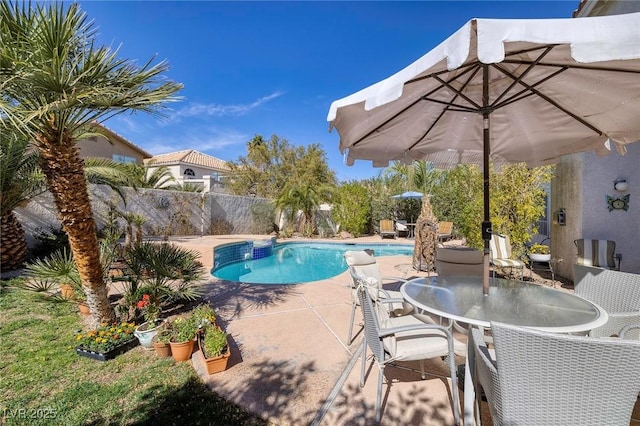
[200,279,300,320]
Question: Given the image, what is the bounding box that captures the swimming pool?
[212,241,413,284]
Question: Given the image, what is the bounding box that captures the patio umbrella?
[391,191,424,224]
[328,12,640,295]
[391,191,424,199]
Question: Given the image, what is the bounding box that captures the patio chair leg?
[348,302,357,344]
[360,338,367,388]
[420,359,426,379]
[375,364,385,423]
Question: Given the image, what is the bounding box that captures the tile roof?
[146,149,230,171]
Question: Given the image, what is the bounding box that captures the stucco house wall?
[77,124,151,164]
[552,0,640,279]
[552,144,639,278]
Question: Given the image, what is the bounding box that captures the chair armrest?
[378,323,453,339]
[619,324,640,338]
[378,297,407,305]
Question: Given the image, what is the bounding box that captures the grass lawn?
[0,279,267,425]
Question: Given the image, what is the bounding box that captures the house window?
[112,154,136,164]
[184,168,196,178]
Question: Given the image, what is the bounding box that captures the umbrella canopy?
[328,13,640,294]
[391,191,424,199]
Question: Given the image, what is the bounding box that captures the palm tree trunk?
[37,137,115,324]
[1,210,28,271]
[412,196,438,272]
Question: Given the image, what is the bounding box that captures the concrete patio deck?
[169,234,640,426]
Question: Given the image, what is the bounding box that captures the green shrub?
[202,324,228,358]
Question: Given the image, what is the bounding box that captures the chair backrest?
[435,247,483,277]
[437,221,453,236]
[345,250,382,287]
[357,282,394,360]
[489,234,513,260]
[574,238,617,269]
[483,321,640,425]
[379,219,394,233]
[573,264,640,313]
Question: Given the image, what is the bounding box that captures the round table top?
[401,276,608,333]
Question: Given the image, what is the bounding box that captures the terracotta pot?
[169,340,195,362]
[201,341,231,375]
[152,340,172,358]
[60,284,75,299]
[78,303,90,315]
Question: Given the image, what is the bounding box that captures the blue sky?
[78,1,579,182]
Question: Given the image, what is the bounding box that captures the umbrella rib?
[493,63,604,136]
[408,66,483,151]
[432,68,483,111]
[490,64,568,109]
[491,46,555,107]
[351,64,481,148]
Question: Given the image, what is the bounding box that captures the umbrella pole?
[482,65,491,296]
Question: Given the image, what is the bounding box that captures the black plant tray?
[76,338,139,361]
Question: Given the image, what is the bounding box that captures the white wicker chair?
[619,324,640,340]
[471,322,640,426]
[573,264,640,338]
[344,250,414,344]
[357,282,462,424]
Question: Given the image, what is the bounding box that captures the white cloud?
[175,91,285,118]
[142,125,249,158]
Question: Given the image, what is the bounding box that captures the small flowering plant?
[75,322,137,353]
[529,244,550,254]
[136,294,161,323]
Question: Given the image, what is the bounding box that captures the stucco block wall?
[16,185,272,247]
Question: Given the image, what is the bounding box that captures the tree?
[226,134,336,199]
[0,1,182,323]
[0,131,46,270]
[331,181,370,236]
[0,128,138,272]
[122,162,176,189]
[430,163,553,254]
[276,182,334,236]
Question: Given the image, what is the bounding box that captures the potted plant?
[200,323,231,374]
[133,294,164,349]
[529,243,551,262]
[75,322,138,361]
[191,303,216,342]
[152,328,173,358]
[168,315,198,362]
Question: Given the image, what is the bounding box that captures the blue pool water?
[212,242,412,284]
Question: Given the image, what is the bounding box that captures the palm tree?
[122,162,177,189]
[0,2,182,322]
[276,183,333,236]
[0,132,46,271]
[1,127,138,272]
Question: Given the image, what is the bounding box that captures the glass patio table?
[400,275,608,333]
[401,276,608,425]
